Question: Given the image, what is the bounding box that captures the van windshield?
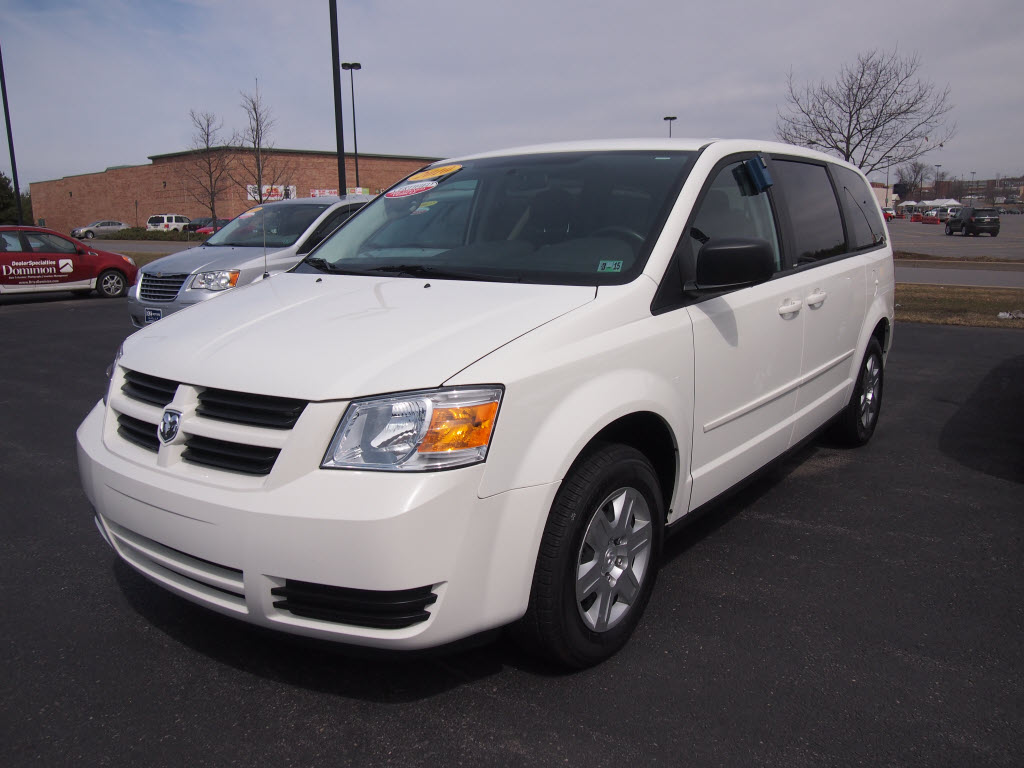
[207,203,332,248]
[299,151,694,285]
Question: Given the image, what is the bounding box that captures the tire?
[944,224,953,236]
[828,337,884,447]
[97,269,127,298]
[514,443,664,668]
[991,232,999,238]
[84,231,94,239]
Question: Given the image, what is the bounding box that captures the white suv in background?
[78,139,894,668]
[146,214,191,232]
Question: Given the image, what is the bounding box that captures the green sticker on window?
[597,260,623,273]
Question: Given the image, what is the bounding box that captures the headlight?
[322,386,503,471]
[191,270,240,291]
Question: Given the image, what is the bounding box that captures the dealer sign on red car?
[0,226,138,299]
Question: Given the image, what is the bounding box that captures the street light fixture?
[663,116,677,138]
[342,62,362,191]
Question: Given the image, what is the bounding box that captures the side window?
[25,233,77,254]
[1,232,25,252]
[300,207,353,253]
[831,165,885,251]
[772,160,845,264]
[686,160,781,270]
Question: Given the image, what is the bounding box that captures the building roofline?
[147,146,439,163]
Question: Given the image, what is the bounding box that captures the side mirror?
[693,238,776,292]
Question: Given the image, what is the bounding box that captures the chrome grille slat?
[138,272,189,302]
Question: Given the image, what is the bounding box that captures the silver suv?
[128,196,371,326]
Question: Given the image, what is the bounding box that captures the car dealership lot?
[887,213,1024,261]
[2,298,1022,767]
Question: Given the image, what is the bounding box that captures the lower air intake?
[271,580,437,629]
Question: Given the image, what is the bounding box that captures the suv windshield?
[300,151,694,285]
[207,203,332,248]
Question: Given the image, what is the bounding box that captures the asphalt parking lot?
[888,212,1024,261]
[2,298,1022,767]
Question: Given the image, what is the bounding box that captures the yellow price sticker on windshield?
[408,164,462,181]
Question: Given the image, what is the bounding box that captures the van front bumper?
[76,401,556,649]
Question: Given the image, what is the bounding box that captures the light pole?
[970,171,976,203]
[933,164,942,198]
[663,116,676,138]
[884,156,892,207]
[342,62,361,192]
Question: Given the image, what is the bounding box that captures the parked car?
[146,214,191,232]
[195,218,231,235]
[184,218,213,233]
[127,196,371,326]
[945,207,1000,237]
[882,207,895,221]
[70,220,128,239]
[1,225,137,298]
[924,207,952,221]
[78,140,893,668]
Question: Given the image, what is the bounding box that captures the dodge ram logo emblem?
[159,410,182,444]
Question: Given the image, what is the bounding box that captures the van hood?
[139,244,281,275]
[122,273,595,401]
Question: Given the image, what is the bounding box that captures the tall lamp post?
[342,62,361,192]
[933,163,942,198]
[884,156,892,208]
[970,170,976,204]
[663,116,677,138]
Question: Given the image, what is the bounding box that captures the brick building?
[30,147,437,235]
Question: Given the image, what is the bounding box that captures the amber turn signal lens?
[418,402,499,453]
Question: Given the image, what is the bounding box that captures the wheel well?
[872,318,891,356]
[590,412,677,510]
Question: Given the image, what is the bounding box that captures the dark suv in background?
[946,207,1000,237]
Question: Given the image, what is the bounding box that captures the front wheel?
[97,269,127,298]
[828,337,884,446]
[84,231,94,239]
[515,443,664,668]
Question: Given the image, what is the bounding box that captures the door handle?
[806,290,828,308]
[778,298,802,316]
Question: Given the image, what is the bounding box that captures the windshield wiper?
[303,256,334,272]
[364,264,520,282]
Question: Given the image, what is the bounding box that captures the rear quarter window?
[831,165,886,251]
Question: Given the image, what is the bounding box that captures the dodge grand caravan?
[77,140,894,667]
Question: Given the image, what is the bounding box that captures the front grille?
[139,272,189,302]
[117,413,159,452]
[197,388,307,429]
[271,580,438,629]
[102,516,247,613]
[122,369,178,407]
[182,435,280,476]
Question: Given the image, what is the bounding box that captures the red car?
[0,225,138,299]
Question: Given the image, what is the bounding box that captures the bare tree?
[182,110,233,222]
[230,86,293,204]
[776,48,956,176]
[896,160,929,200]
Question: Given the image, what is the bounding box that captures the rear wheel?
[97,269,127,298]
[944,224,953,236]
[515,443,664,668]
[828,337,884,447]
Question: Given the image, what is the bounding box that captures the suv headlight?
[191,270,240,291]
[322,386,503,471]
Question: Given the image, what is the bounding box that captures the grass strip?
[896,284,1024,329]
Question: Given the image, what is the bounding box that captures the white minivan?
[77,139,894,667]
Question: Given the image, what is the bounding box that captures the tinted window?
[975,209,998,216]
[831,165,885,251]
[684,159,781,272]
[773,160,845,264]
[148,216,163,225]
[207,203,332,248]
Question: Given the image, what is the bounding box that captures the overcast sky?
[1,0,1021,189]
